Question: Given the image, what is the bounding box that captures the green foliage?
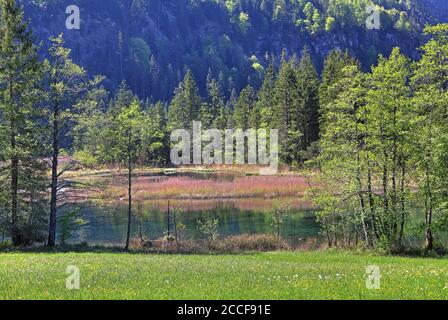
[59,208,88,246]
[269,203,290,245]
[129,37,151,72]
[0,0,48,245]
[21,0,437,102]
[273,54,307,165]
[411,23,448,250]
[317,24,448,251]
[168,70,202,131]
[297,48,320,149]
[2,0,448,253]
[233,85,256,130]
[44,34,104,247]
[198,216,220,246]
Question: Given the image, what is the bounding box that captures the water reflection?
[61,200,319,246]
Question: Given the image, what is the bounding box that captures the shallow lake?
[57,171,320,246]
[57,171,447,248]
[61,200,320,246]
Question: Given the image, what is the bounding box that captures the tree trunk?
[424,165,434,251]
[367,164,379,239]
[9,79,20,246]
[364,116,379,241]
[398,155,406,243]
[10,132,19,246]
[355,122,371,247]
[425,227,433,251]
[125,132,132,251]
[382,159,389,237]
[391,106,398,238]
[356,159,370,246]
[48,103,59,247]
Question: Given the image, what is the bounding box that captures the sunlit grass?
[1,251,447,300]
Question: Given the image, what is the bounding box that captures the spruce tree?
[44,35,102,247]
[233,85,256,130]
[297,48,320,149]
[168,70,201,130]
[257,62,277,130]
[0,0,46,245]
[319,50,356,111]
[273,56,300,165]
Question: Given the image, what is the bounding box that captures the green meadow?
[1,251,447,300]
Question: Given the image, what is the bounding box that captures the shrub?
[73,150,98,167]
[136,234,290,253]
[217,234,289,252]
[198,217,219,247]
[0,240,13,251]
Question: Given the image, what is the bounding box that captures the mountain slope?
[21,0,446,101]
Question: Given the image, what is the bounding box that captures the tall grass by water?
[103,175,309,202]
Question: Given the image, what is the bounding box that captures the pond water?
[60,201,320,246]
[56,171,320,246]
[51,170,448,248]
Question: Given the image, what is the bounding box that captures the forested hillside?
[1,0,447,252]
[21,0,446,101]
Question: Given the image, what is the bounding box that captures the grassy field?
[1,250,447,300]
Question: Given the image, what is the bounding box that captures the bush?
[197,217,219,247]
[19,223,47,245]
[73,150,98,167]
[216,234,290,252]
[0,240,13,251]
[136,234,290,253]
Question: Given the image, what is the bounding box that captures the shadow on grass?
[0,242,264,256]
[2,240,448,258]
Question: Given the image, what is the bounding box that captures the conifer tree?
[297,48,320,149]
[44,35,103,247]
[233,85,256,130]
[273,57,301,164]
[168,70,202,130]
[319,50,357,122]
[257,62,277,130]
[0,0,46,245]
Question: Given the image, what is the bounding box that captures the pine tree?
[233,85,256,130]
[44,34,103,247]
[297,48,320,149]
[0,0,46,245]
[257,62,277,130]
[201,76,223,128]
[273,56,300,165]
[109,81,136,116]
[208,78,224,121]
[318,63,370,246]
[168,70,201,130]
[319,50,357,118]
[141,102,170,165]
